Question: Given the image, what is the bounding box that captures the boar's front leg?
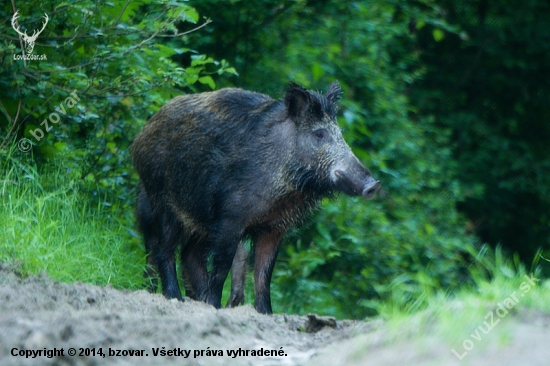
[206,223,242,308]
[181,232,209,301]
[253,230,284,315]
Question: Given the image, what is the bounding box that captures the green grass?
[375,247,550,351]
[1,147,147,289]
[376,244,548,316]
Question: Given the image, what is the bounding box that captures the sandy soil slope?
[0,263,548,366]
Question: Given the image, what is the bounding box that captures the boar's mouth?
[334,170,381,200]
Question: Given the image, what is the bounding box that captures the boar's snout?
[362,178,381,200]
[333,169,381,200]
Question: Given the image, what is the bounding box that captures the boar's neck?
[248,189,319,234]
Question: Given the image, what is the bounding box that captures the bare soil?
[0,263,548,366]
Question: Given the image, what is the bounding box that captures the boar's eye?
[313,129,329,141]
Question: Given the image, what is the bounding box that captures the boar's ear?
[285,82,312,122]
[325,80,342,114]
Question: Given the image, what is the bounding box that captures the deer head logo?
[11,11,49,54]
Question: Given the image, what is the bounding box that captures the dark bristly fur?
[131,81,380,314]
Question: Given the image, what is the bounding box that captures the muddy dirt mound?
[0,263,373,366]
[1,263,549,366]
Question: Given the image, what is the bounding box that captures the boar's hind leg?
[226,240,248,308]
[181,233,209,301]
[155,209,184,300]
[136,182,158,293]
[253,231,284,315]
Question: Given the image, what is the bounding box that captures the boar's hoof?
[226,293,245,308]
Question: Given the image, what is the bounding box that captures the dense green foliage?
[1,0,547,319]
[0,0,236,207]
[409,0,550,265]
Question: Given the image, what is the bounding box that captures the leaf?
[54,141,66,150]
[311,63,324,82]
[424,224,435,235]
[180,6,199,24]
[432,29,445,42]
[220,67,238,76]
[198,76,215,89]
